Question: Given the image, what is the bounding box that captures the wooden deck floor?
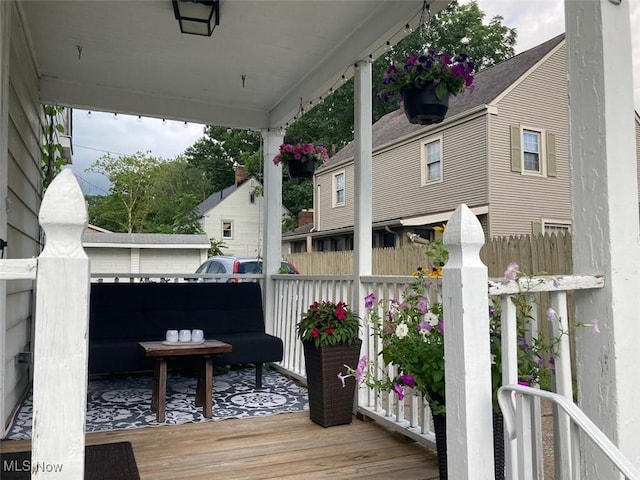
[1,412,440,479]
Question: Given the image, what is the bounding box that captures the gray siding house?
[284,34,640,253]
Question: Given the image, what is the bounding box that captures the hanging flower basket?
[287,159,315,179]
[402,83,450,125]
[273,142,329,180]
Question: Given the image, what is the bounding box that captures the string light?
[274,1,427,130]
[183,121,188,128]
[137,115,143,123]
[86,111,92,118]
[113,113,118,120]
[162,118,166,125]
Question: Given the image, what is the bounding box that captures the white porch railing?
[272,272,609,479]
[498,385,640,480]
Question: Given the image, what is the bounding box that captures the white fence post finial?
[443,204,494,480]
[32,168,90,479]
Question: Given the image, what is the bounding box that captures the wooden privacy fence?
[287,232,573,277]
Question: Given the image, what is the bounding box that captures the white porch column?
[32,169,90,479]
[443,204,494,480]
[0,0,10,428]
[564,0,640,477]
[353,60,373,312]
[262,129,284,334]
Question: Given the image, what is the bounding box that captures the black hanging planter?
[431,410,505,480]
[287,160,315,179]
[402,84,449,125]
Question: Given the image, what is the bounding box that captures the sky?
[71,0,640,195]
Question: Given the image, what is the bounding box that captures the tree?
[290,0,517,146]
[183,126,262,195]
[87,152,161,233]
[87,153,204,234]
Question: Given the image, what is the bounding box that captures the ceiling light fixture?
[172,0,220,37]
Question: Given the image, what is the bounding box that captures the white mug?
[191,329,204,342]
[179,329,191,342]
[166,330,179,343]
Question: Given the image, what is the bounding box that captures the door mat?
[0,441,140,480]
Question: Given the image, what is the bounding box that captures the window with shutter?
[511,125,556,177]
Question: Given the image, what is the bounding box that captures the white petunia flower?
[395,323,409,339]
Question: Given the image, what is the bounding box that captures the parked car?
[187,256,299,282]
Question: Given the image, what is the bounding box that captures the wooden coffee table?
[138,340,232,422]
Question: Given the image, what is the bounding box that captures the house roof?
[327,34,566,165]
[82,233,210,248]
[197,182,244,217]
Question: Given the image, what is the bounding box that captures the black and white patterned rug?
[4,368,308,440]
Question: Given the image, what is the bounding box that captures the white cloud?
[72,111,204,195]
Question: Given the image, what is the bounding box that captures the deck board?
[1,412,440,479]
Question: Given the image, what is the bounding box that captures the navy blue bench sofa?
[88,282,283,387]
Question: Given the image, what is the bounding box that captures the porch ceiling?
[19,0,448,130]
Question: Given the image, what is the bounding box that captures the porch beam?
[564,0,640,476]
[353,60,373,313]
[262,129,284,335]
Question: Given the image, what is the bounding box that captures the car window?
[207,261,225,274]
[237,261,262,274]
[195,262,210,274]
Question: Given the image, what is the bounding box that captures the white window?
[522,129,541,173]
[510,125,557,177]
[543,220,571,235]
[421,136,443,185]
[333,171,345,207]
[222,220,233,239]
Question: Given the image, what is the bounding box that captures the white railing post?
[443,204,494,480]
[32,169,90,479]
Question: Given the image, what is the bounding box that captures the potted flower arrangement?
[272,142,329,179]
[346,239,568,480]
[378,51,475,125]
[297,300,361,427]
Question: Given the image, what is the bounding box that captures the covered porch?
[1,1,639,479]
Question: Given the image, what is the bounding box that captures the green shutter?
[546,132,557,177]
[532,220,542,235]
[510,125,522,172]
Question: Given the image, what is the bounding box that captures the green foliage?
[42,105,67,190]
[297,300,361,348]
[291,0,517,145]
[86,153,203,234]
[282,180,313,221]
[208,237,228,256]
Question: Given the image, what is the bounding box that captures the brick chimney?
[298,209,314,227]
[234,164,248,185]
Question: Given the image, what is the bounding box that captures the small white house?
[197,166,289,256]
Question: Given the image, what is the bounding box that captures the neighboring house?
[82,232,210,278]
[197,165,290,256]
[284,34,640,253]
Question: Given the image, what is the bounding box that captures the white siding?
[139,249,204,273]
[85,248,131,273]
[200,179,265,256]
[2,4,42,427]
[488,44,572,236]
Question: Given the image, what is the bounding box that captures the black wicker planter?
[432,410,505,480]
[303,340,362,427]
[287,160,315,179]
[402,84,449,125]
